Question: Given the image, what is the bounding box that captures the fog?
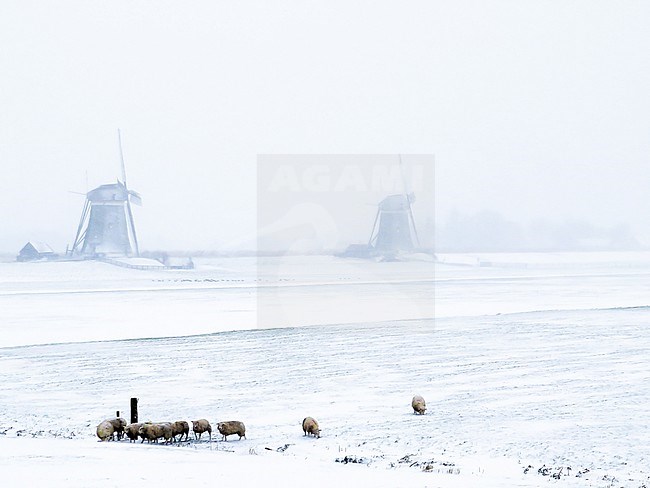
[1,1,649,254]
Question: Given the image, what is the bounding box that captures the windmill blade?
[128,190,143,206]
[117,129,140,256]
[398,155,421,247]
[118,128,128,187]
[71,199,90,254]
[398,154,409,197]
[125,198,140,257]
[367,207,381,247]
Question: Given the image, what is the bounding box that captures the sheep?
[96,420,114,441]
[171,420,190,442]
[302,417,320,438]
[138,423,158,443]
[192,419,212,441]
[124,423,142,442]
[157,422,174,444]
[217,421,246,441]
[411,395,426,415]
[138,422,174,444]
[108,417,127,440]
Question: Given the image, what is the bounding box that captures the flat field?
[1,253,649,487]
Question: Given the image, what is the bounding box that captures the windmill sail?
[118,128,128,186]
[399,155,420,248]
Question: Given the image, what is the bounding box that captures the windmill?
[70,130,142,258]
[367,155,420,254]
[339,156,422,259]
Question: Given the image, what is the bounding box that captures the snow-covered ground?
[1,252,650,487]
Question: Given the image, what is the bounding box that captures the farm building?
[17,241,56,262]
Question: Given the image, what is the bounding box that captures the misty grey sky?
[1,1,649,252]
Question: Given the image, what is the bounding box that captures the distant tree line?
[435,210,641,252]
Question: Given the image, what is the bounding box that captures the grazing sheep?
[138,423,158,443]
[108,417,127,440]
[411,395,426,415]
[96,420,114,441]
[302,417,320,438]
[157,422,174,444]
[217,421,246,441]
[124,423,142,443]
[171,420,190,442]
[192,419,212,441]
[138,422,174,444]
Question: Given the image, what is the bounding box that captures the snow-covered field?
[1,253,650,487]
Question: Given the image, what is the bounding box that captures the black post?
[130,398,138,424]
[116,410,120,418]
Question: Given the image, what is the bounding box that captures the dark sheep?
[171,420,190,442]
[108,417,127,440]
[124,423,142,442]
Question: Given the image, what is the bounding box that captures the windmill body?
[73,182,139,257]
[372,193,416,252]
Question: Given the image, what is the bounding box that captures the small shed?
[17,241,55,262]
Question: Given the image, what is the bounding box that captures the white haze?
[1,1,649,253]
